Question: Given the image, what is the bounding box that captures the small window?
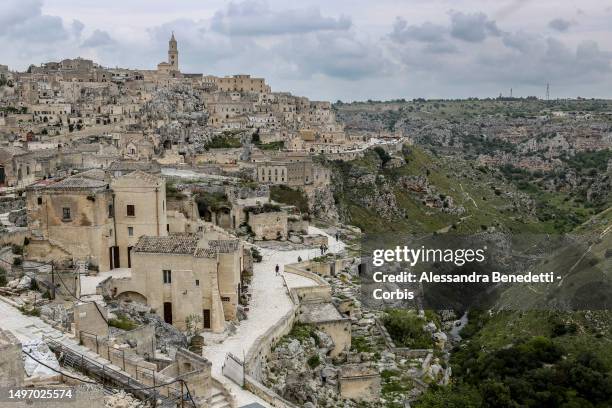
[128,227,134,236]
[108,204,114,217]
[126,204,135,216]
[62,207,71,220]
[163,270,172,284]
[37,197,42,205]
[221,296,230,302]
[195,279,199,286]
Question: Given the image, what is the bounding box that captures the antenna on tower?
[546,83,550,101]
[510,88,513,98]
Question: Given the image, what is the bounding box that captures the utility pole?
[50,262,55,300]
[546,83,550,101]
[180,380,184,408]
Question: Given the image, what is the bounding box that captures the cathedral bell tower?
[168,32,178,71]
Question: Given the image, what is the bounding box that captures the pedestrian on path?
[320,244,324,255]
[275,264,280,275]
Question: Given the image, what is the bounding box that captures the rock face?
[112,302,187,351]
[264,332,348,407]
[399,176,465,215]
[104,390,150,408]
[308,186,340,223]
[332,163,406,222]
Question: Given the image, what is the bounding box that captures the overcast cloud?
[2,0,612,101]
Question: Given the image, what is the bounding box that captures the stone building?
[110,233,246,333]
[245,205,288,240]
[110,170,167,268]
[206,74,270,94]
[0,147,61,188]
[253,153,330,187]
[25,170,167,271]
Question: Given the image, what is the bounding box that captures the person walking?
[275,264,280,276]
[320,244,324,255]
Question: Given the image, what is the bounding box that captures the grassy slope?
[332,146,550,235]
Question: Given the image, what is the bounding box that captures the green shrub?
[19,306,41,317]
[382,309,432,349]
[351,336,373,353]
[108,315,138,331]
[270,185,309,213]
[307,354,320,369]
[250,247,262,263]
[289,323,316,342]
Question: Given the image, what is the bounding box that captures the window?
[195,279,199,286]
[37,197,42,205]
[221,296,230,302]
[128,227,134,236]
[126,204,135,216]
[108,204,114,217]
[163,270,172,284]
[62,207,71,220]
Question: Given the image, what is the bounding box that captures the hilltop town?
[0,34,407,408]
[0,33,611,408]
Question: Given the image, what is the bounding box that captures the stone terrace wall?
[238,262,333,407]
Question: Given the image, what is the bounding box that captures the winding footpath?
[203,226,345,407]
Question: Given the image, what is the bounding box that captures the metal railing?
[44,335,192,407]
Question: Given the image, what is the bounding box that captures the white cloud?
[82,29,115,48]
[1,0,612,100]
[210,0,351,36]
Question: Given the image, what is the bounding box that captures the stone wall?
[338,365,381,402]
[237,261,343,407]
[0,329,24,387]
[248,210,287,240]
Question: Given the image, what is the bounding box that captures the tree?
[415,384,481,408]
[373,146,391,167]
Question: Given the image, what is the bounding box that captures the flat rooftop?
[299,301,344,324]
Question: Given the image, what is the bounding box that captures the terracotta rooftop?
[45,176,109,191]
[133,235,199,254]
[108,160,161,173]
[208,239,240,253]
[114,170,162,185]
[194,248,217,258]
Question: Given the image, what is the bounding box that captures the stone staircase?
[209,389,232,408]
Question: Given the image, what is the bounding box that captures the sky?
[2,0,612,101]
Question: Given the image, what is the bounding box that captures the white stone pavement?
[202,226,345,407]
